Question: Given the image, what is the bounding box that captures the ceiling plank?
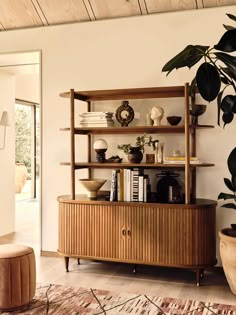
[83,0,96,21]
[196,0,204,8]
[88,0,141,20]
[145,0,197,13]
[37,0,90,24]
[0,0,43,30]
[202,0,236,7]
[31,0,49,25]
[139,0,148,14]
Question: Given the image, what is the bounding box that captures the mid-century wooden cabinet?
[58,84,217,286]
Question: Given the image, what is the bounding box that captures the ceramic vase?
[128,147,143,163]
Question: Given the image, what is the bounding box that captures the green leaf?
[232,175,236,190]
[220,95,236,112]
[220,76,230,85]
[222,66,236,82]
[218,192,235,200]
[221,203,236,209]
[223,24,235,31]
[214,29,236,52]
[217,91,223,126]
[196,63,221,101]
[189,77,196,97]
[223,111,234,127]
[224,178,235,192]
[162,45,209,75]
[226,13,236,22]
[215,52,236,69]
[228,147,236,176]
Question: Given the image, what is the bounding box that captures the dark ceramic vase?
[128,147,143,163]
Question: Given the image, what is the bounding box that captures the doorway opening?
[15,100,40,200]
[0,50,41,251]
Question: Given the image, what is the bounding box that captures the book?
[164,160,201,164]
[110,170,118,201]
[117,169,124,201]
[165,156,199,161]
[138,175,144,202]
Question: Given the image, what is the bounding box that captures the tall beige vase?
[219,228,236,295]
[15,163,28,193]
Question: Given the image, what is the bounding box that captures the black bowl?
[190,104,207,117]
[190,104,207,125]
[167,116,182,126]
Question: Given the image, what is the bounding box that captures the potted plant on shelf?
[162,13,236,127]
[162,13,236,294]
[117,135,159,163]
[218,147,236,295]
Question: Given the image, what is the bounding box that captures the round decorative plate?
[115,101,134,127]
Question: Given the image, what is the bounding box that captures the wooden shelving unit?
[58,84,217,285]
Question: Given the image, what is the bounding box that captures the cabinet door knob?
[127,230,131,236]
[122,229,126,236]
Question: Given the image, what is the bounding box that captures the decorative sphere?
[93,139,108,150]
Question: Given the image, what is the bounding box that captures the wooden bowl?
[79,179,107,199]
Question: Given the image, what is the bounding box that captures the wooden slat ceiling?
[0,0,235,31]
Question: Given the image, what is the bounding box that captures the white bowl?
[79,179,107,199]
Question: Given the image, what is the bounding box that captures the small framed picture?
[146,154,155,164]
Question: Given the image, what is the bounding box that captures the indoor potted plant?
[218,147,236,295]
[162,13,236,127]
[162,13,236,294]
[117,135,159,163]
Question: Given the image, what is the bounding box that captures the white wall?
[0,5,235,257]
[0,72,15,236]
[15,73,40,104]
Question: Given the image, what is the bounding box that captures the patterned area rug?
[1,284,236,314]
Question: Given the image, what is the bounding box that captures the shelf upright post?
[70,89,75,199]
[191,94,197,200]
[184,83,190,204]
[87,101,91,179]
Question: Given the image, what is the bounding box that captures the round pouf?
[0,244,36,311]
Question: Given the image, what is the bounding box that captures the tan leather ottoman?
[0,244,36,311]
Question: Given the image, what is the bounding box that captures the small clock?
[115,101,134,127]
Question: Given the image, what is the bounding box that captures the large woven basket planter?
[219,228,236,295]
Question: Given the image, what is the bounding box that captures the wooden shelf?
[60,124,214,135]
[59,86,188,101]
[60,162,215,169]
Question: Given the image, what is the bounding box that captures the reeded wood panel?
[58,199,216,268]
[58,202,121,259]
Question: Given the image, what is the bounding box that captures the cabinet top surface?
[60,85,190,101]
[57,195,217,207]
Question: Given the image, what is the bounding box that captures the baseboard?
[41,250,60,257]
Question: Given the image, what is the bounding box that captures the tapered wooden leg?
[133,264,137,273]
[200,268,204,278]
[196,269,201,286]
[65,257,69,272]
[77,258,80,265]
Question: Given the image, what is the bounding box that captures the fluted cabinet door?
[58,202,121,259]
[123,207,159,263]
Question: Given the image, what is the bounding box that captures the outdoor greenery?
[15,105,32,174]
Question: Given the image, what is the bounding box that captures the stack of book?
[164,156,200,164]
[79,112,114,127]
[110,168,150,202]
